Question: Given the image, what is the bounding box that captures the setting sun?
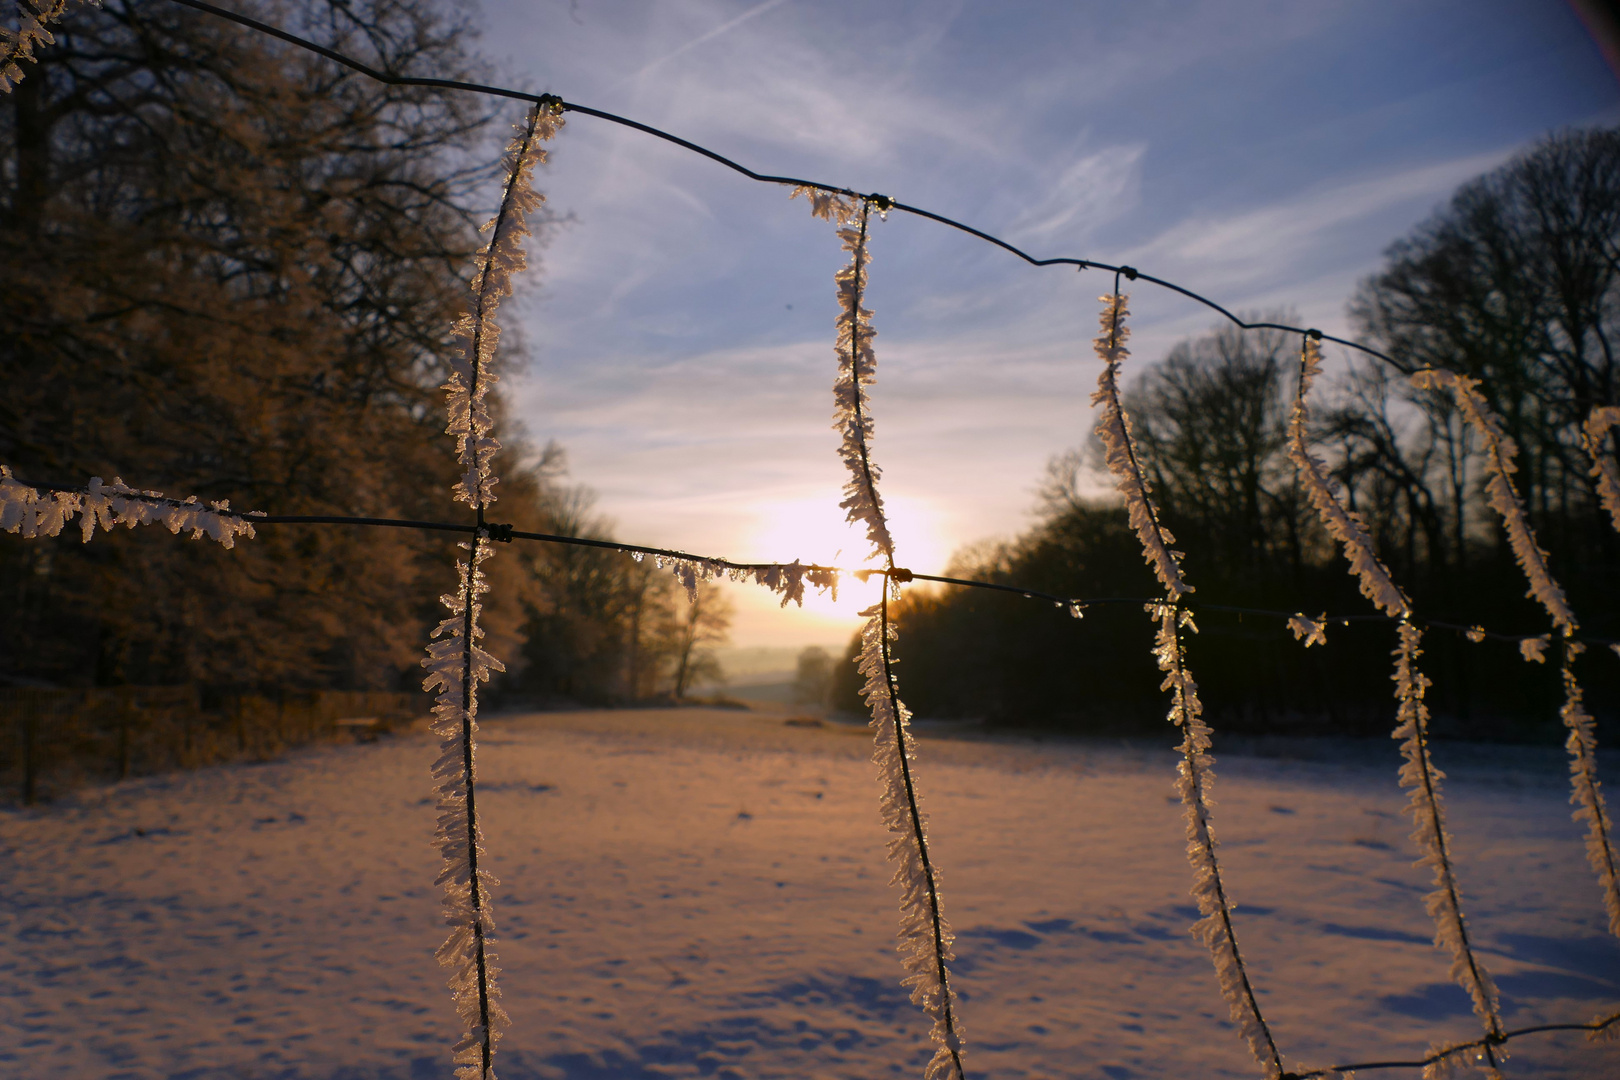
[744,491,952,621]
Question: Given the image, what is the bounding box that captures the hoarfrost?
[0,0,95,93]
[1287,613,1327,648]
[856,599,964,1080]
[1411,369,1618,940]
[0,467,256,548]
[1560,643,1620,937]
[810,195,963,1079]
[1412,370,1573,633]
[1392,623,1504,1066]
[1584,407,1620,535]
[1091,294,1190,600]
[1289,339,1409,618]
[425,102,559,1080]
[824,199,894,560]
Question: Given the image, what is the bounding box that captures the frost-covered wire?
[808,193,964,1080]
[0,0,94,92]
[1090,290,1284,1079]
[1559,639,1620,937]
[1412,368,1620,940]
[1392,622,1505,1078]
[823,195,894,559]
[1091,292,1190,600]
[422,536,509,1080]
[0,466,256,547]
[628,549,839,607]
[1289,347,1505,1067]
[422,101,559,1080]
[449,104,561,518]
[1584,406,1620,535]
[1289,338,1411,618]
[1412,370,1574,633]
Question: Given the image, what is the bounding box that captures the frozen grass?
[2,707,1617,1079]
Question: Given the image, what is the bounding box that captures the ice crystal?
[1519,635,1550,664]
[1466,626,1487,644]
[789,184,859,223]
[1289,339,1409,618]
[1287,613,1327,648]
[1584,407,1620,535]
[1092,294,1190,600]
[0,467,256,548]
[0,0,94,93]
[1392,622,1503,1056]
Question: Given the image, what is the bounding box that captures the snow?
[3,708,1618,1079]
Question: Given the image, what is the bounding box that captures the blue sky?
[475,0,1619,649]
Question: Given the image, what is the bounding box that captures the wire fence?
[5,2,1620,1078]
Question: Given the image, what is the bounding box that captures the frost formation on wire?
[639,552,838,607]
[856,597,964,1080]
[0,0,94,92]
[422,102,557,1080]
[0,467,256,547]
[1392,622,1505,1077]
[1151,602,1287,1077]
[1560,640,1620,936]
[1289,338,1410,618]
[423,538,509,1080]
[1287,612,1327,648]
[448,104,562,514]
[1090,294,1284,1079]
[1584,406,1620,535]
[822,195,894,558]
[1413,368,1620,939]
[807,192,963,1080]
[1290,347,1507,1057]
[1091,293,1190,599]
[1412,369,1573,632]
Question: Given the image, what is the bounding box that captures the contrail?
[614,0,790,88]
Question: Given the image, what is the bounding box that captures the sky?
[472,0,1620,652]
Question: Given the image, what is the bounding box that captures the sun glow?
[746,493,950,620]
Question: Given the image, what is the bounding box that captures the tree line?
[0,0,728,705]
[835,127,1620,741]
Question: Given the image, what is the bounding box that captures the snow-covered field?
[2,707,1618,1080]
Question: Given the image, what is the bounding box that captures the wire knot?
[536,93,565,115]
[888,566,913,583]
[865,193,894,212]
[481,522,514,543]
[1305,327,1323,341]
[1119,265,1138,280]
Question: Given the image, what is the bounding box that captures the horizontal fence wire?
[11,474,1617,654]
[1298,1012,1620,1078]
[166,0,1393,370]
